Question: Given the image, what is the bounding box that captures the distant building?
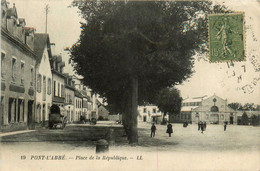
[74,90,83,122]
[138,105,163,124]
[34,33,53,127]
[97,99,109,120]
[190,95,236,124]
[170,96,206,123]
[50,55,66,108]
[1,1,36,132]
[64,74,75,123]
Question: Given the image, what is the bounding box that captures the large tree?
[228,103,242,111]
[154,87,182,124]
[70,1,229,143]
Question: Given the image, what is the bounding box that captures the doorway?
[27,100,34,129]
[230,115,234,124]
[143,116,147,122]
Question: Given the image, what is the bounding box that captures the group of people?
[151,120,228,137]
[150,123,173,137]
[198,121,207,133]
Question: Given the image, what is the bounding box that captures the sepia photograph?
[0,0,259,170]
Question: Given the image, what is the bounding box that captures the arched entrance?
[210,113,219,124]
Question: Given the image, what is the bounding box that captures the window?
[37,104,41,123]
[37,74,42,93]
[30,67,34,86]
[53,81,56,96]
[1,52,6,79]
[43,76,46,101]
[143,108,147,113]
[61,84,64,97]
[47,78,51,95]
[58,83,60,97]
[21,62,24,85]
[42,104,46,122]
[12,57,17,82]
[18,99,24,122]
[8,98,16,123]
[153,108,156,113]
[221,114,224,120]
[47,103,50,120]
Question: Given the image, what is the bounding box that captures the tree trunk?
[128,76,138,144]
[123,76,138,144]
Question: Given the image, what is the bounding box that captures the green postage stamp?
[208,13,245,62]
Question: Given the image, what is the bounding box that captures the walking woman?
[166,123,173,137]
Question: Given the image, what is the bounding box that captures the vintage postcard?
[0,0,259,170]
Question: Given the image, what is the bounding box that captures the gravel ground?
[0,122,259,171]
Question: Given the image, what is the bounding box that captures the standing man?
[224,122,227,131]
[151,123,156,137]
[198,121,203,131]
[203,121,207,131]
[166,123,173,137]
[201,121,204,134]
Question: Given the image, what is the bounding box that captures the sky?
[8,0,260,105]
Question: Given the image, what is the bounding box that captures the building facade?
[97,99,109,120]
[191,95,236,124]
[74,90,83,122]
[34,33,53,127]
[1,1,36,132]
[138,105,163,124]
[64,74,75,123]
[50,55,66,110]
[170,96,205,123]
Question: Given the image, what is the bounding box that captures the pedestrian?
[224,122,227,131]
[166,123,173,137]
[203,121,207,131]
[151,123,156,137]
[198,121,201,131]
[201,121,204,134]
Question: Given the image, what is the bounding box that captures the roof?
[75,90,83,98]
[182,95,207,103]
[181,106,199,112]
[34,33,51,64]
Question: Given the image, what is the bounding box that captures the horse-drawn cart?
[49,104,67,129]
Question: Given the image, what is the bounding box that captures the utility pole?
[45,4,49,33]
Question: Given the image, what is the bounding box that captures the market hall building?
[172,95,237,124]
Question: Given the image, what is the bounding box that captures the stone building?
[170,96,206,123]
[64,74,75,123]
[138,105,164,124]
[1,1,36,132]
[74,90,83,122]
[50,55,66,109]
[34,33,53,127]
[191,95,236,124]
[97,99,109,120]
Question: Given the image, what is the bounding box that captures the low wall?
[108,114,122,121]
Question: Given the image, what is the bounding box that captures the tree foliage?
[70,1,229,110]
[228,103,242,111]
[154,87,182,116]
[69,1,230,143]
[241,112,249,125]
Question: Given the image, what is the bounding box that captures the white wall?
[36,46,52,123]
